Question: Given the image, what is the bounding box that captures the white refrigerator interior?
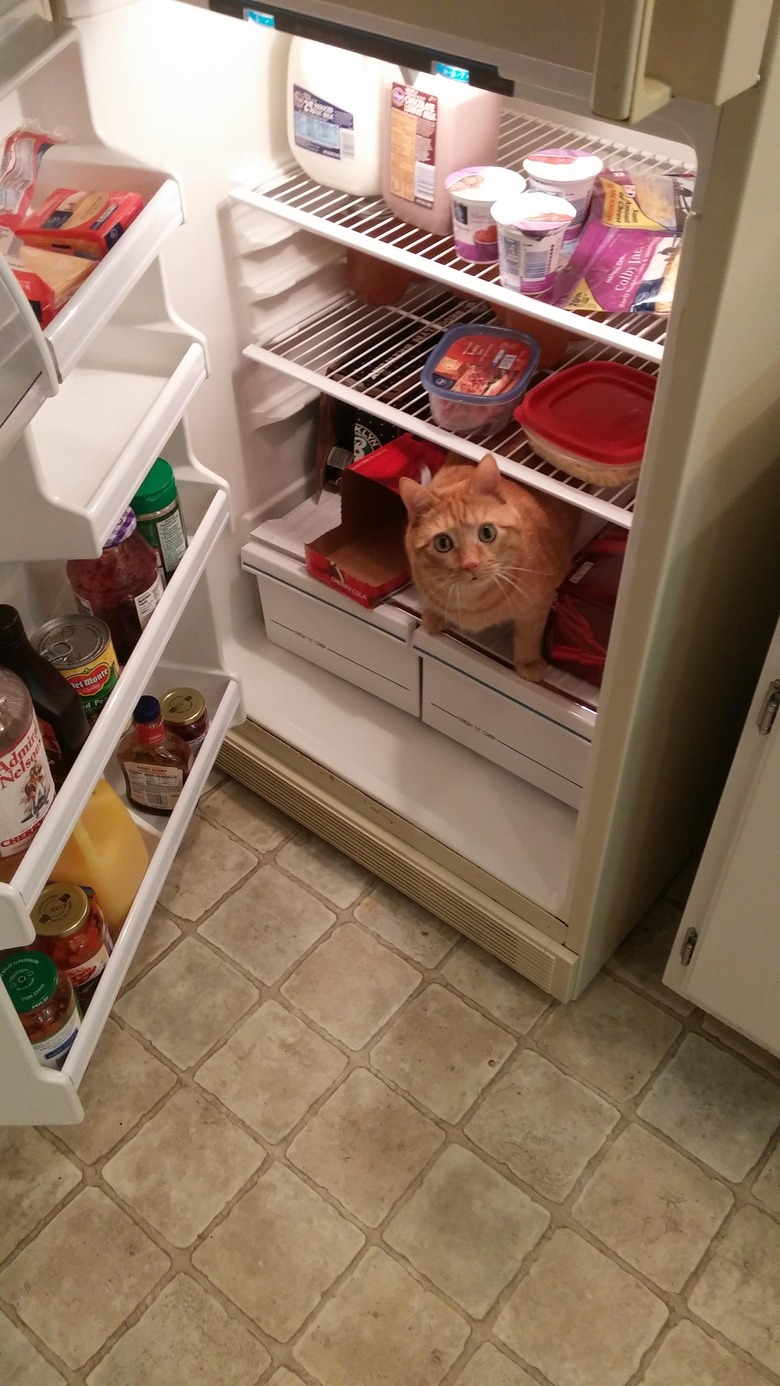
[2,0,780,1121]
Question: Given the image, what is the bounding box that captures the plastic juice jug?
[50,778,149,940]
[382,68,502,237]
[287,37,402,196]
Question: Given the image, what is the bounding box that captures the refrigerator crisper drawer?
[416,633,594,809]
[243,541,420,715]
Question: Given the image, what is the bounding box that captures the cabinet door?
[664,623,780,1059]
[254,0,772,120]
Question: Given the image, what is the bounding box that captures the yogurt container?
[492,192,576,297]
[445,166,526,263]
[522,148,604,231]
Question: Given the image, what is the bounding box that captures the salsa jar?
[0,952,80,1069]
[31,883,112,1011]
[161,687,210,756]
[66,510,164,665]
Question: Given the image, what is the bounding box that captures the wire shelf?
[245,281,655,528]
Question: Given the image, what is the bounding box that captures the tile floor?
[1,772,780,1386]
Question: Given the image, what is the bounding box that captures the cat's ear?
[472,454,504,498]
[399,476,435,518]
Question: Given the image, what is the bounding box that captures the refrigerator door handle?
[592,0,671,123]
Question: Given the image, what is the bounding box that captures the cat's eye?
[478,523,498,543]
[432,533,454,552]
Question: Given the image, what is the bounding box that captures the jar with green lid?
[0,952,80,1069]
[131,457,187,586]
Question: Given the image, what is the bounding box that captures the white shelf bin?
[0,477,231,935]
[0,673,240,1126]
[2,327,207,559]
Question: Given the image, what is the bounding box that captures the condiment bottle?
[118,695,192,816]
[0,669,55,885]
[31,883,112,1012]
[52,778,149,940]
[161,687,210,756]
[131,457,187,587]
[66,510,164,665]
[0,604,89,787]
[0,952,80,1069]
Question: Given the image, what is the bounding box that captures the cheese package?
[11,244,95,325]
[21,188,144,259]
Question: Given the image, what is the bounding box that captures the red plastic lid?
[515,362,656,465]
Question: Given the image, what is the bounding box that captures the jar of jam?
[66,509,164,665]
[161,687,210,756]
[0,952,80,1069]
[31,883,112,1011]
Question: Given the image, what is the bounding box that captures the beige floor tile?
[495,1229,668,1386]
[201,779,294,854]
[277,830,371,908]
[465,1050,619,1201]
[573,1124,733,1292]
[371,985,515,1122]
[0,1129,81,1262]
[454,1343,536,1386]
[50,1020,176,1164]
[281,923,420,1050]
[116,937,258,1069]
[354,883,458,967]
[609,900,694,1016]
[640,1321,767,1386]
[160,817,256,921]
[193,1163,364,1342]
[196,999,346,1141]
[201,767,227,797]
[294,1246,470,1386]
[688,1206,780,1375]
[270,1372,306,1386]
[0,1310,65,1386]
[385,1145,549,1317]
[752,1143,780,1215]
[702,1015,780,1080]
[87,1274,270,1385]
[536,974,681,1101]
[637,1033,780,1181]
[0,1187,169,1369]
[441,941,551,1033]
[102,1088,262,1248]
[123,908,181,987]
[287,1068,444,1227]
[199,865,335,985]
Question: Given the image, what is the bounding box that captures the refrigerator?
[2,0,780,1124]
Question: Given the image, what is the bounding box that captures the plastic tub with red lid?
[515,361,656,487]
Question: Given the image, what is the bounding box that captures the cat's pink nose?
[461,557,480,573]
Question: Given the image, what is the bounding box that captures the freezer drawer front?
[255,569,421,715]
[252,0,771,115]
[421,657,589,809]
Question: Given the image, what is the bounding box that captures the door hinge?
[757,680,780,735]
[680,926,698,966]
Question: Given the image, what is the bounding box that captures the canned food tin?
[32,616,119,725]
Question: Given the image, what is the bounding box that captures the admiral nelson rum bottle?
[0,669,55,884]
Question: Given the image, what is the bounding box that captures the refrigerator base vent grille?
[218,724,578,1000]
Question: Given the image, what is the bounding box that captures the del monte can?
[32,616,119,726]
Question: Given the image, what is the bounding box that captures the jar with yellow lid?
[31,883,112,1012]
[161,686,210,757]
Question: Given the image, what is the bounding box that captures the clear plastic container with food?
[421,324,540,435]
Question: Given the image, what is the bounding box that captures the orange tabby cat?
[399,454,579,681]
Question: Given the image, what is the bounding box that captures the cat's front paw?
[515,658,547,683]
[422,609,447,634]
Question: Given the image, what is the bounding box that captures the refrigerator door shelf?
[244,286,645,528]
[0,13,76,106]
[231,95,690,365]
[0,477,231,928]
[2,328,207,560]
[0,672,240,1125]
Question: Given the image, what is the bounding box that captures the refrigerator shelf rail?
[0,475,231,935]
[245,283,650,528]
[2,329,207,560]
[0,672,240,1126]
[232,104,690,366]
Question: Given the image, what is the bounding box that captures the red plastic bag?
[545,526,627,686]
